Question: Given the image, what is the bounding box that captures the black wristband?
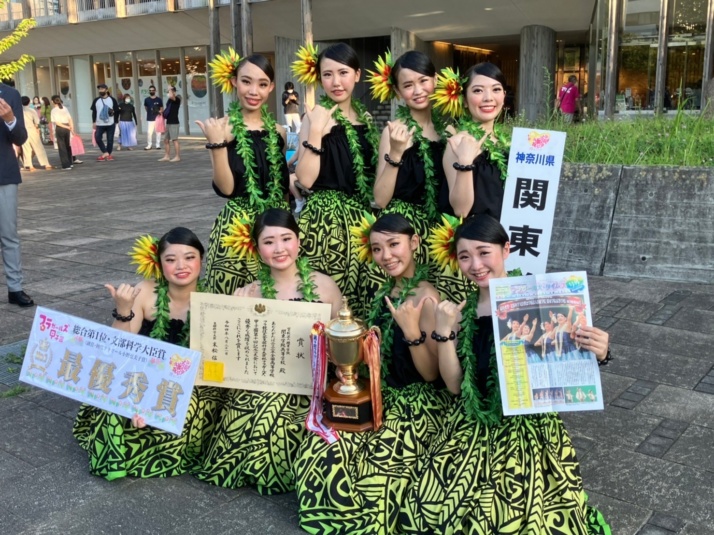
[205,141,229,149]
[403,331,427,347]
[384,153,403,167]
[597,348,613,366]
[112,308,135,322]
[431,330,456,342]
[453,161,476,172]
[302,140,325,154]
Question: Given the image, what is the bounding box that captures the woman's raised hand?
[385,295,432,334]
[434,299,467,335]
[387,121,415,156]
[131,414,147,429]
[194,116,233,144]
[234,282,261,298]
[448,131,488,166]
[104,283,140,315]
[306,103,338,137]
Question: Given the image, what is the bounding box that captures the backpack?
[99,99,110,122]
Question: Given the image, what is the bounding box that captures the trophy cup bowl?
[323,298,373,431]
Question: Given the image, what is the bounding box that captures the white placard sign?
[20,307,201,435]
[489,271,604,416]
[501,127,567,275]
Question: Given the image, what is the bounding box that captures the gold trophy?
[323,298,378,432]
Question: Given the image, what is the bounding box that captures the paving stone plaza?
[1,140,713,534]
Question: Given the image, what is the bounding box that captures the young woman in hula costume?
[73,228,222,480]
[197,50,290,296]
[292,42,379,315]
[193,208,342,494]
[432,62,511,303]
[361,50,449,303]
[294,213,452,534]
[400,214,612,534]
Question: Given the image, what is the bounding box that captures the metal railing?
[0,1,23,29]
[28,0,67,26]
[125,0,166,16]
[76,0,116,22]
[176,0,207,9]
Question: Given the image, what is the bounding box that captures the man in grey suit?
[0,80,34,307]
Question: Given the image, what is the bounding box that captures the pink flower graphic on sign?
[170,354,191,376]
[528,131,550,149]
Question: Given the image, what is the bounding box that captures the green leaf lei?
[255,257,319,302]
[150,278,206,348]
[319,95,380,206]
[227,101,285,211]
[459,268,521,426]
[365,263,430,380]
[395,105,448,223]
[457,115,511,182]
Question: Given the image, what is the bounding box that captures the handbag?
[70,134,86,156]
[154,114,166,133]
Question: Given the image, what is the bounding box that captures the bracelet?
[205,141,229,149]
[112,308,135,322]
[597,348,613,367]
[384,153,403,167]
[453,161,476,172]
[431,330,456,342]
[403,331,427,347]
[302,140,325,154]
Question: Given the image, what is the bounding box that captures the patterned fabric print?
[192,389,310,494]
[360,200,438,311]
[294,382,452,535]
[205,196,289,295]
[399,399,612,535]
[298,190,367,316]
[434,262,474,304]
[72,386,224,480]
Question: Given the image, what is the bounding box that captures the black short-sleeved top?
[214,131,289,200]
[439,150,505,219]
[138,318,185,345]
[311,124,375,194]
[392,140,446,206]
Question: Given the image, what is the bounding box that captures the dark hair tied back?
[391,50,435,88]
[238,54,275,82]
[454,214,509,248]
[462,62,507,93]
[252,208,300,243]
[158,227,205,258]
[317,43,360,79]
[370,213,416,239]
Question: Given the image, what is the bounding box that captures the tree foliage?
[0,0,36,80]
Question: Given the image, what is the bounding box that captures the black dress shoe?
[8,291,35,307]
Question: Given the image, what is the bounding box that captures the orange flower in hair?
[431,67,467,118]
[292,43,319,86]
[129,235,162,281]
[367,51,395,103]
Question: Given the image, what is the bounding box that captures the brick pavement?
[0,139,713,534]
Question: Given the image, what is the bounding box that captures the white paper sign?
[20,307,201,435]
[489,272,604,416]
[501,127,566,275]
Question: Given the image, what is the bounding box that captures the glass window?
[185,46,209,130]
[137,50,161,126]
[115,51,135,100]
[54,57,72,111]
[666,0,707,109]
[36,58,52,101]
[619,0,660,110]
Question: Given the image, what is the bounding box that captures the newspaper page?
[489,271,604,415]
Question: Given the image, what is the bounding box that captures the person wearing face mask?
[143,85,163,150]
[90,83,120,161]
[117,95,138,150]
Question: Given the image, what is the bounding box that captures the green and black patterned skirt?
[399,399,612,534]
[294,382,453,534]
[73,386,223,480]
[192,389,310,495]
[298,190,370,316]
[205,196,289,296]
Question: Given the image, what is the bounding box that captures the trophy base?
[323,379,373,432]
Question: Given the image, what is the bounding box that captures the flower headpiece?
[221,211,259,262]
[292,43,319,86]
[428,214,461,272]
[349,211,377,264]
[129,235,163,281]
[430,67,467,118]
[367,51,395,103]
[209,47,241,94]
